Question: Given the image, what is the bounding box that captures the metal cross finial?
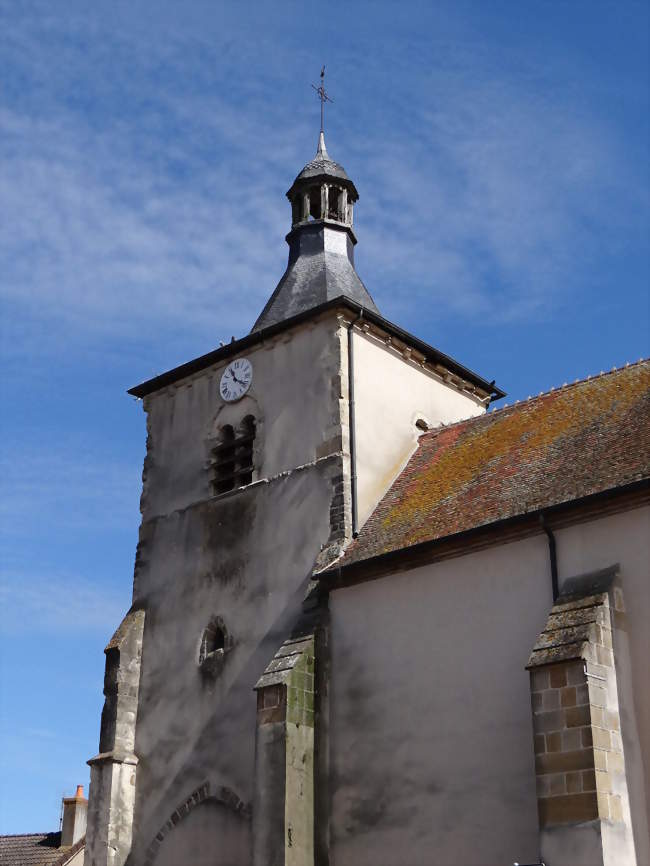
[311,65,333,134]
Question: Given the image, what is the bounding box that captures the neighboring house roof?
[0,833,84,866]
[335,360,650,568]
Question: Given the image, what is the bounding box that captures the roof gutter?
[319,479,650,590]
[540,512,560,601]
[347,310,363,537]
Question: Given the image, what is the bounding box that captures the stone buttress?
[527,567,637,866]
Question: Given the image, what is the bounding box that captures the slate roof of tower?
[252,131,373,331]
[251,239,379,331]
[335,360,650,567]
[0,833,84,866]
[293,152,350,185]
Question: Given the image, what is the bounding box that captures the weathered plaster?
[119,315,348,864]
[140,316,345,521]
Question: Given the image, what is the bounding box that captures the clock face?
[220,358,253,402]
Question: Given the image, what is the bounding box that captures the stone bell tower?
[84,108,499,866]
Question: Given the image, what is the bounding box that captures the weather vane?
[311,66,333,134]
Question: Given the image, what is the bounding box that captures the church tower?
[84,117,501,866]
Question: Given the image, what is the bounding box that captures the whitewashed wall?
[329,505,650,866]
[351,329,485,526]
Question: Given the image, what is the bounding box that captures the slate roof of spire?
[250,232,379,331]
[251,132,378,331]
[288,132,357,196]
[334,360,650,568]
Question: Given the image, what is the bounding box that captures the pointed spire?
[317,130,329,158]
[250,76,380,332]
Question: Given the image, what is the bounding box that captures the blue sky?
[1,0,648,832]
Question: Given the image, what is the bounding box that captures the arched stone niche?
[144,785,251,866]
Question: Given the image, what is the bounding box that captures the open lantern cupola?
[251,131,379,332]
[287,132,358,228]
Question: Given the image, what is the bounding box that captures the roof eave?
[318,479,650,589]
[128,296,505,399]
[286,175,359,201]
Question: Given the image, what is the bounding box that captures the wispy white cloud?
[1,4,646,363]
[0,439,140,536]
[0,569,125,636]
[355,68,645,324]
[0,102,287,343]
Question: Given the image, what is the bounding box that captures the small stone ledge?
[527,568,619,671]
[104,607,145,653]
[87,750,138,767]
[255,635,315,728]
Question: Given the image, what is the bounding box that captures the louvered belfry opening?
[212,416,256,494]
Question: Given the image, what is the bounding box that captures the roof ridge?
[418,357,650,442]
[330,355,650,571]
[494,358,650,413]
[0,832,58,838]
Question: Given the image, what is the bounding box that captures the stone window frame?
[198,616,232,677]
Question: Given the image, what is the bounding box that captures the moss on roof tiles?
[339,361,650,566]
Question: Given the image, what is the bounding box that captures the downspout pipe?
[347,311,363,538]
[540,513,559,602]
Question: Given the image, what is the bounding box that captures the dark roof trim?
[286,172,359,201]
[318,480,650,590]
[128,296,505,399]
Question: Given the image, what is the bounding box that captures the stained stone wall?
[125,318,342,865]
[86,314,347,866]
[253,635,316,866]
[85,609,145,866]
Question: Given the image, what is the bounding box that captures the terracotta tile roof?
[0,833,84,866]
[338,360,650,567]
[0,834,60,866]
